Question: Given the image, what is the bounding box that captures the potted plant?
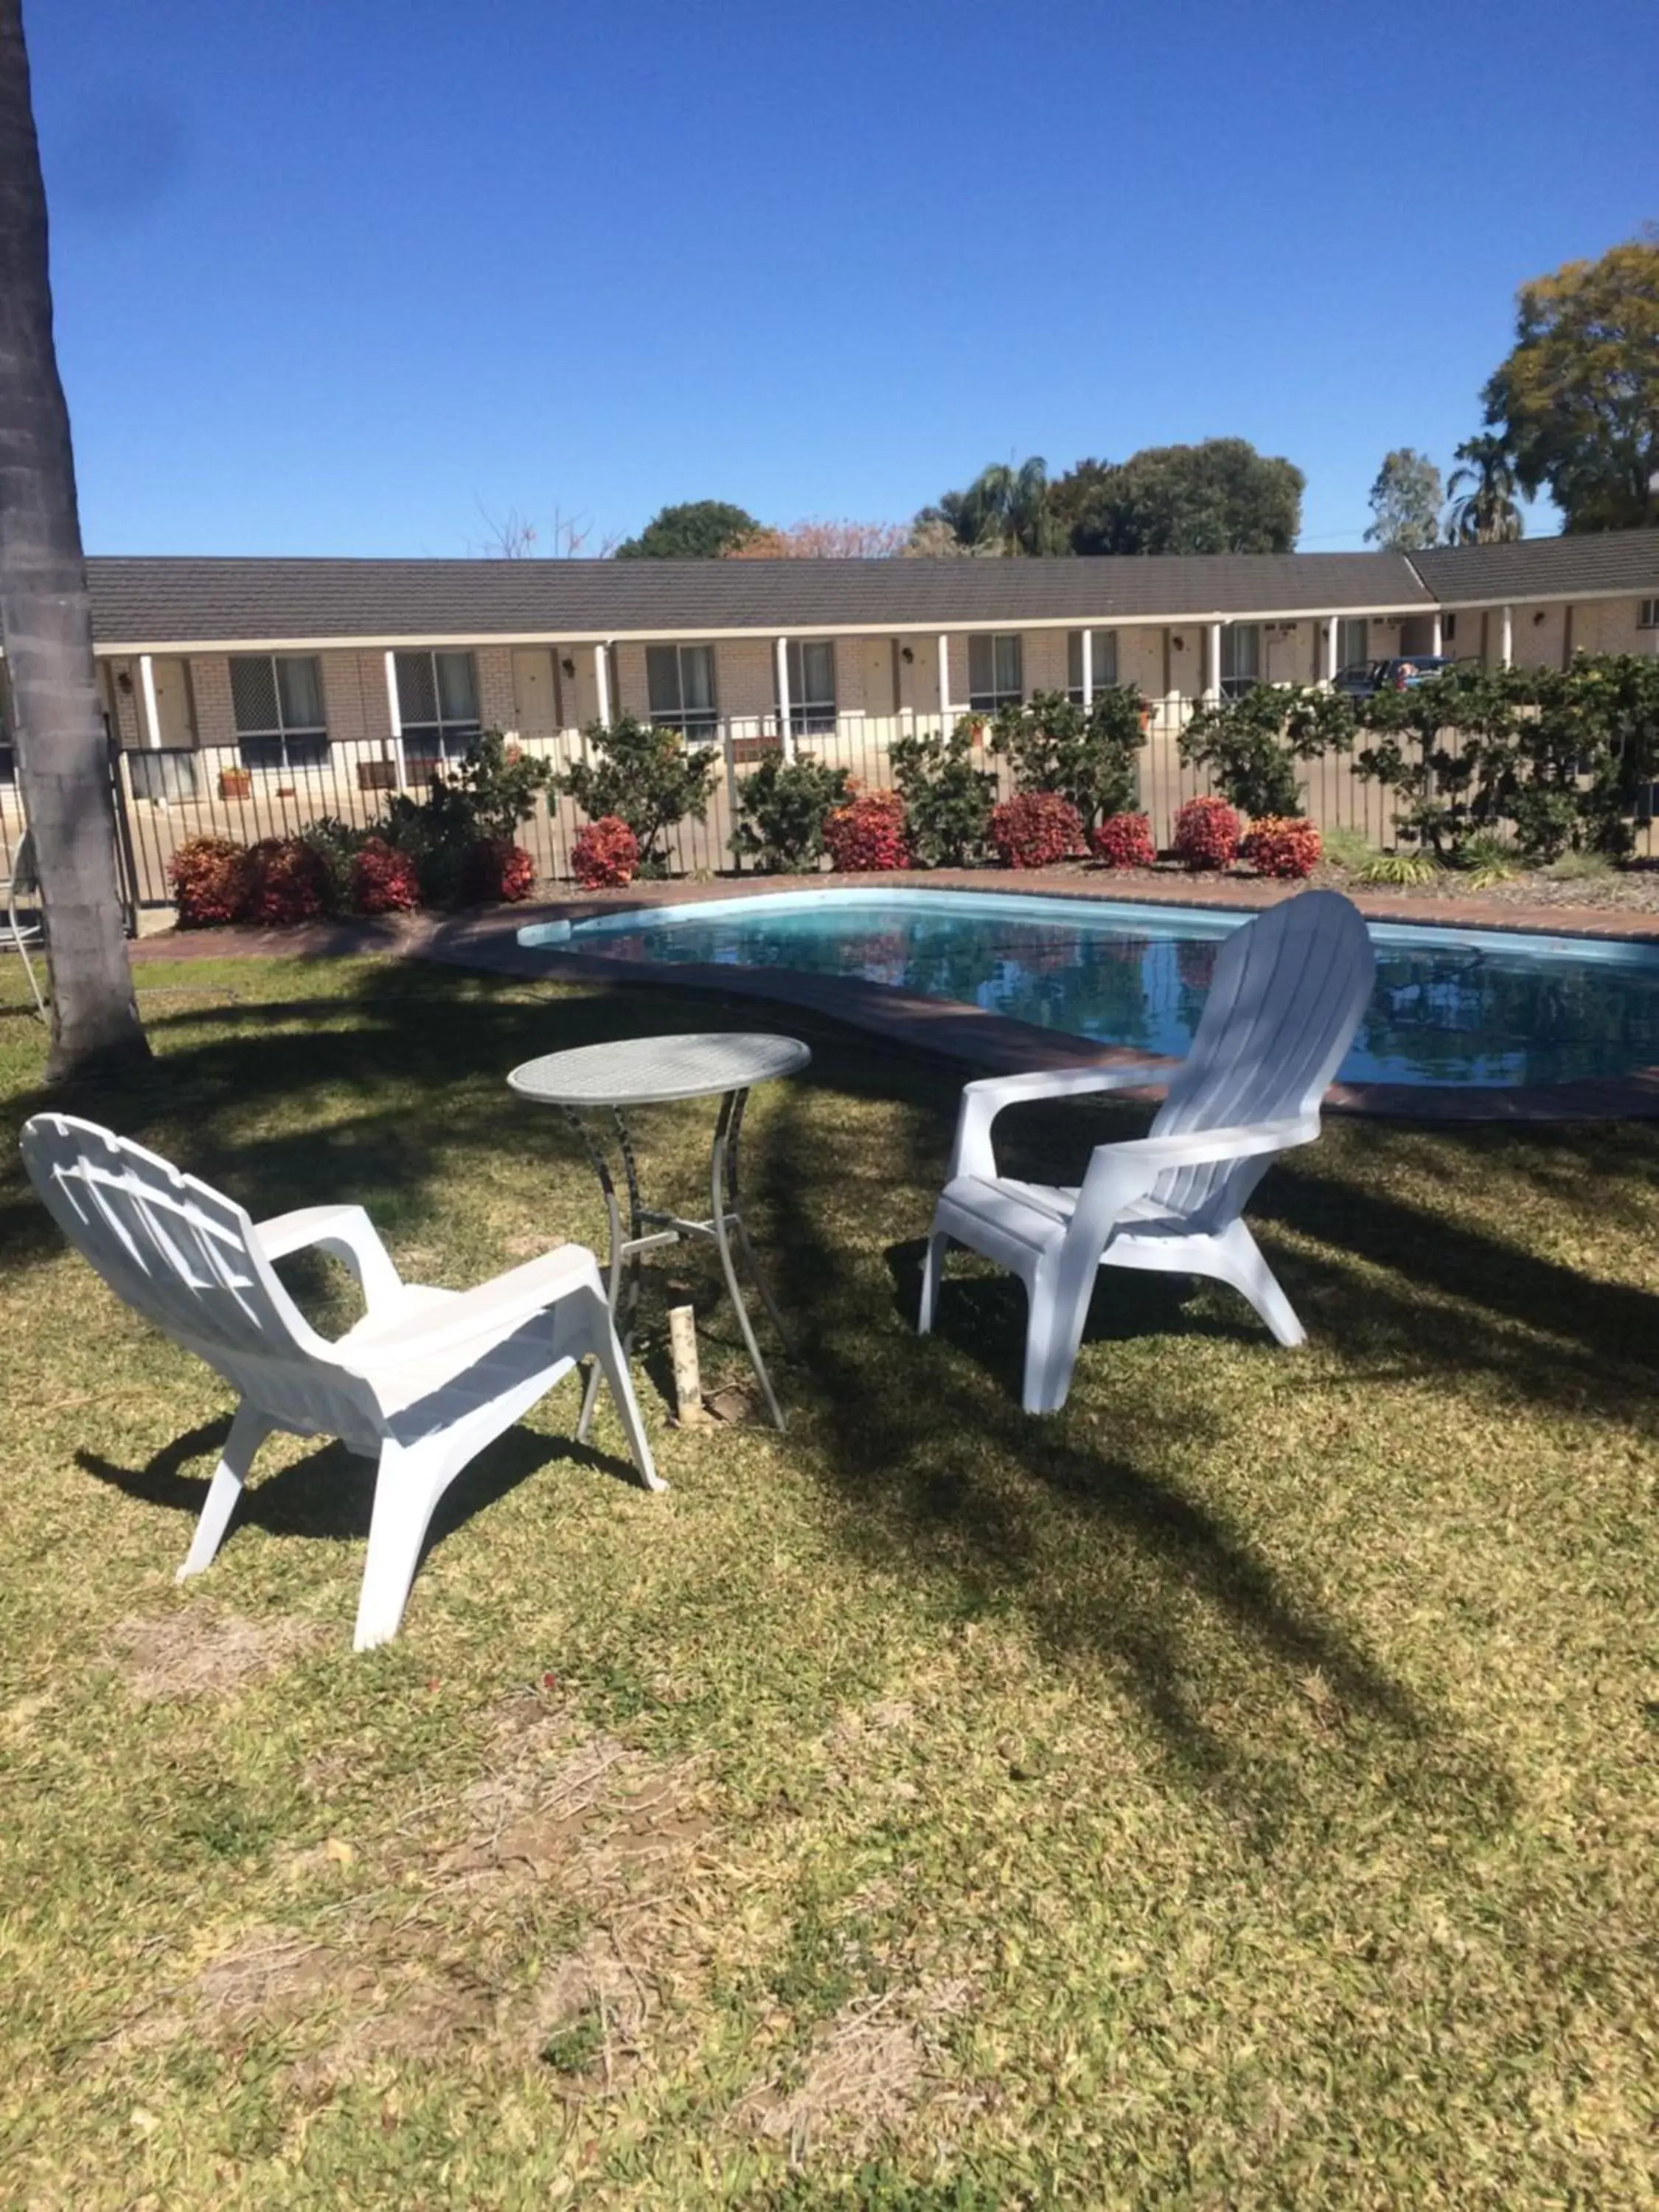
[218,765,252,800]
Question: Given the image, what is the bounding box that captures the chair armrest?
[1098,1115,1319,1172]
[951,1061,1169,1180]
[342,1244,605,1373]
[254,1203,403,1311]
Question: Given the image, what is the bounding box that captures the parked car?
[1333,655,1456,700]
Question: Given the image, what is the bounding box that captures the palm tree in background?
[0,0,147,1077]
[1444,434,1526,545]
[922,458,1061,557]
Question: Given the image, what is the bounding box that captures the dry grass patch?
[101,1608,323,1701]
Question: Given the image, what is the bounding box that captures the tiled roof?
[79,532,1658,649]
[1409,530,1659,605]
[84,551,1430,647]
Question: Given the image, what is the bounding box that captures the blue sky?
[28,0,1654,557]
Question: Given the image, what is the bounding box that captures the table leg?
[724,1087,793,1354]
[566,1105,637,1445]
[711,1088,787,1433]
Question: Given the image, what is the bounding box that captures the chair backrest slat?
[21,1114,382,1447]
[1145,892,1374,1225]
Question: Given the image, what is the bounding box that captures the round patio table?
[507,1032,811,1433]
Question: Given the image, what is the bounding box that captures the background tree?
[613,500,760,558]
[1482,232,1659,530]
[911,458,1060,557]
[1363,448,1444,549]
[1054,439,1304,554]
[1444,434,1525,544]
[474,501,617,557]
[0,0,147,1079]
[725,518,908,558]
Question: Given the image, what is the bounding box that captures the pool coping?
[133,874,1659,1121]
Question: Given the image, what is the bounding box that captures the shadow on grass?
[77,1411,640,1572]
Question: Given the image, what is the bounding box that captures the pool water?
[520,890,1659,1088]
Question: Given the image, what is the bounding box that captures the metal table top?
[508,1031,811,1108]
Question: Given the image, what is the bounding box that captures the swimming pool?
[519,890,1659,1089]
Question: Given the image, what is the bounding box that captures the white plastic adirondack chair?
[919,891,1375,1414]
[20,1114,661,1647]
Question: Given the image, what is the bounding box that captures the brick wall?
[188,655,236,748]
[476,646,516,731]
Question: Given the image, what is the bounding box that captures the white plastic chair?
[1,829,46,1021]
[919,891,1375,1414]
[20,1114,661,1647]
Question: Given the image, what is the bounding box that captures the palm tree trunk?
[0,0,147,1079]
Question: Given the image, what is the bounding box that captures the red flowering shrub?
[167,836,249,927]
[1240,815,1321,880]
[1172,796,1241,872]
[571,815,639,889]
[824,788,911,872]
[240,836,332,925]
[1091,811,1157,869]
[464,837,538,903]
[349,837,422,914]
[990,792,1086,869]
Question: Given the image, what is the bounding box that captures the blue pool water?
[520,891,1659,1088]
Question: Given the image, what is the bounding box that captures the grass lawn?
[1,950,1655,2208]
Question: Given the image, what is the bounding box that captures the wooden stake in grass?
[667,1305,705,1427]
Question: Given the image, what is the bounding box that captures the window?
[647,644,718,736]
[395,650,479,762]
[0,661,13,785]
[1066,629,1119,702]
[968,633,1023,710]
[1441,611,1458,643]
[230,655,328,771]
[781,639,836,735]
[1639,599,1659,630]
[1337,617,1370,671]
[1220,624,1261,698]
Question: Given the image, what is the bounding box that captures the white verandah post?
[937,633,951,728]
[1081,627,1093,708]
[1430,612,1443,657]
[1204,622,1222,705]
[594,641,612,725]
[138,653,161,748]
[1498,605,1513,669]
[774,634,795,762]
[382,650,406,786]
[1323,618,1338,684]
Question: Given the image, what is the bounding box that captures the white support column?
[1323,618,1338,685]
[774,634,795,762]
[1081,627,1094,709]
[1204,622,1222,705]
[383,650,406,784]
[594,641,612,725]
[139,653,162,748]
[1430,612,1443,657]
[937,632,952,724]
[1498,604,1513,669]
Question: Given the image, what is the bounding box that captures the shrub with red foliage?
[1091,811,1157,869]
[464,837,538,903]
[167,836,249,927]
[824,788,911,872]
[571,815,639,889]
[990,791,1086,869]
[349,838,422,914]
[1172,796,1241,872]
[240,837,332,925]
[1240,815,1321,880]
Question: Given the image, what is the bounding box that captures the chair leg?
[1212,1222,1306,1347]
[1021,1259,1091,1416]
[917,1226,950,1335]
[176,1402,274,1582]
[352,1436,447,1650]
[582,1293,665,1492]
